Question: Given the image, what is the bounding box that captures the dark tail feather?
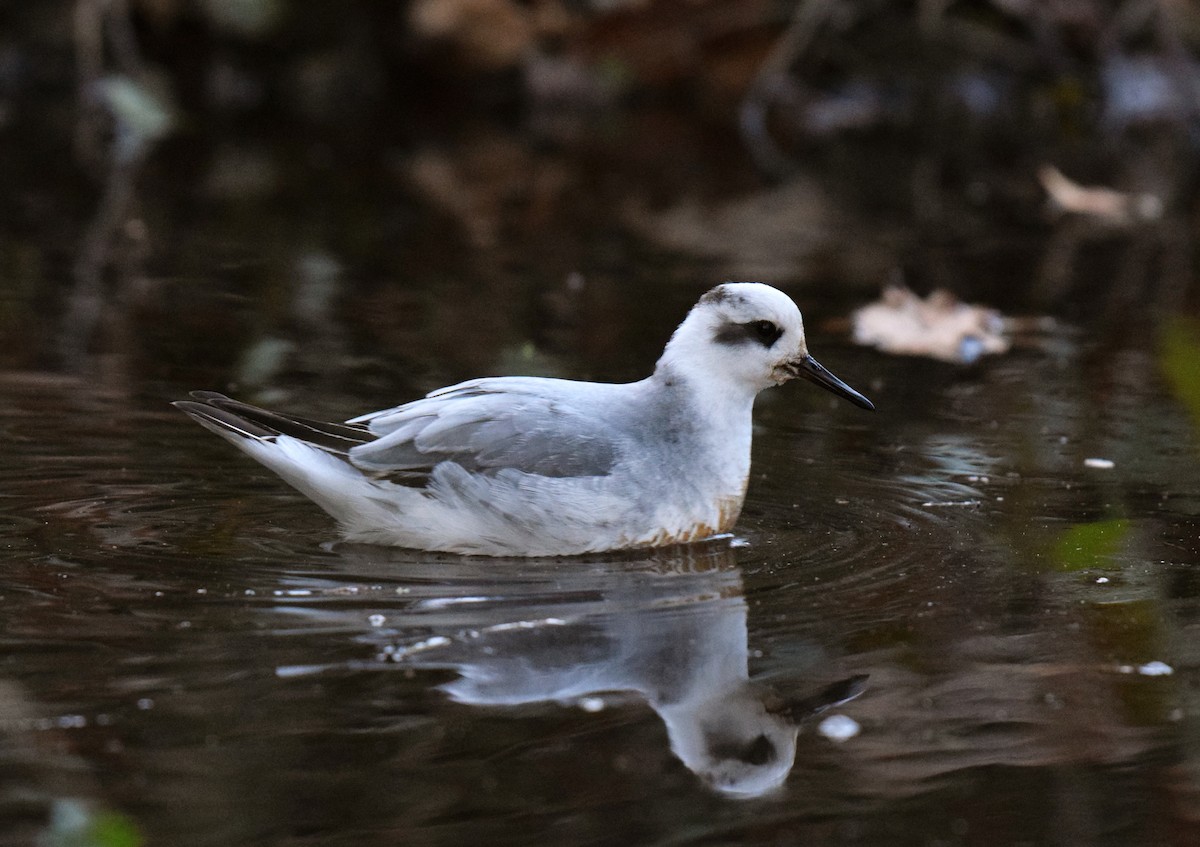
[771,674,869,723]
[174,391,372,454]
[173,399,276,440]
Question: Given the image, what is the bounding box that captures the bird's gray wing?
[347,381,619,483]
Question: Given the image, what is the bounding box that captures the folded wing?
[348,379,619,482]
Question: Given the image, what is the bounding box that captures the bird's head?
[660,282,874,409]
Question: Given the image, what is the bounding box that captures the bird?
[175,282,874,556]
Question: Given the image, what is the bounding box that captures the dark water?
[3,71,1200,841]
[3,281,1200,844]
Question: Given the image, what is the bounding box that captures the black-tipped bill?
[790,355,875,410]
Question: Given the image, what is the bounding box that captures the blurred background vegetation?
[2,0,1199,395]
[4,7,1200,844]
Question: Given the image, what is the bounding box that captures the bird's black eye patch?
[738,734,775,765]
[748,320,783,347]
[714,319,783,348]
[705,731,776,766]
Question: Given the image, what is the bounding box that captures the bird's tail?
[172,391,370,454]
[173,392,388,530]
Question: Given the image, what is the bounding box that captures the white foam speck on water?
[486,618,567,632]
[417,596,490,609]
[385,636,453,660]
[1116,661,1174,676]
[1084,458,1115,469]
[1137,661,1173,676]
[818,714,861,742]
[276,664,330,678]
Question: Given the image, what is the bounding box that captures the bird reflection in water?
[335,542,866,798]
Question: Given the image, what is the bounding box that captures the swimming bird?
[175,282,873,556]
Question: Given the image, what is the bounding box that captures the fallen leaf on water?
[409,0,537,70]
[1038,165,1162,226]
[624,178,881,283]
[850,285,1009,364]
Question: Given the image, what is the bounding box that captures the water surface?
[3,277,1199,844]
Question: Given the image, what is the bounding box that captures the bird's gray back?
[346,376,685,484]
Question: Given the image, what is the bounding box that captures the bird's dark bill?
[791,355,875,410]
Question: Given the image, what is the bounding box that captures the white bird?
[175,282,873,556]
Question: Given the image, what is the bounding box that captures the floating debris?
[1116,661,1174,677]
[1083,458,1116,470]
[1039,165,1162,226]
[818,713,861,742]
[851,285,1010,364]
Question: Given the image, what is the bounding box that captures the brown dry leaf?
[625,178,848,283]
[1038,165,1162,226]
[580,0,774,89]
[410,0,536,70]
[851,285,1009,364]
[406,136,570,249]
[408,145,518,248]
